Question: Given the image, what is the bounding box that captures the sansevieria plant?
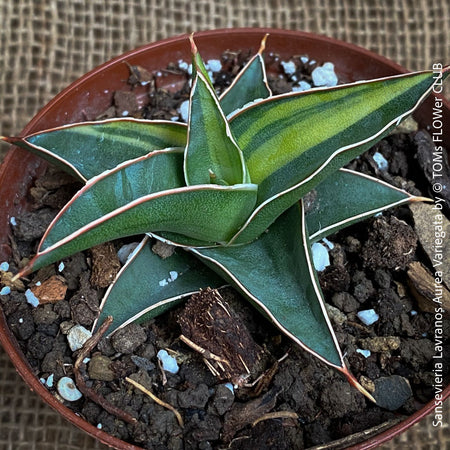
[3,35,448,402]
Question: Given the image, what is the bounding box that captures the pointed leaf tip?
[339,366,377,403]
[1,136,16,144]
[189,33,197,55]
[258,34,269,55]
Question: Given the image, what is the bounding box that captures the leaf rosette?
[4,34,448,402]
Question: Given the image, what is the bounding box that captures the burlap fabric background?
[0,1,449,449]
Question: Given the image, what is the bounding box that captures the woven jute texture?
[0,1,449,449]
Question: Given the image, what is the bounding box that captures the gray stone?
[110,323,147,354]
[373,375,412,411]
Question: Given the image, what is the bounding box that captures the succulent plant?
[3,35,448,401]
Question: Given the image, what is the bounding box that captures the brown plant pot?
[0,28,448,450]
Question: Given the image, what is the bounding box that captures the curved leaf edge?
[308,168,432,242]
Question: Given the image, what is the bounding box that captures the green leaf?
[228,69,444,244]
[190,202,344,368]
[184,71,249,186]
[307,168,424,242]
[20,151,257,273]
[4,119,187,181]
[219,34,272,116]
[95,236,224,335]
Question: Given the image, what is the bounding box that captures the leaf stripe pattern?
[3,119,187,181]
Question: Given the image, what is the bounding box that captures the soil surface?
[1,50,449,449]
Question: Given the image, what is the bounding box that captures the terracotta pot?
[0,28,448,449]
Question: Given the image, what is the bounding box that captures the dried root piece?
[74,316,137,424]
[126,377,184,427]
[177,288,263,385]
[252,411,298,427]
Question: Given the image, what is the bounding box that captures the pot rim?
[0,27,448,450]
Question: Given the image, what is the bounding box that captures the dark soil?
[1,50,449,449]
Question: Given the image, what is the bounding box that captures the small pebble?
[311,242,330,272]
[373,152,389,171]
[300,56,309,63]
[25,289,40,307]
[59,321,74,335]
[67,325,92,351]
[281,60,296,76]
[0,286,11,296]
[0,262,9,271]
[179,100,189,122]
[117,242,140,264]
[46,374,54,388]
[157,349,179,374]
[178,60,189,71]
[159,270,179,287]
[325,303,347,326]
[57,376,83,402]
[223,382,234,394]
[311,62,338,87]
[169,271,178,281]
[292,81,311,92]
[356,349,371,358]
[357,309,379,326]
[110,323,147,354]
[322,237,334,250]
[206,59,222,72]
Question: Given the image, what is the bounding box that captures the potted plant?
[0,28,448,449]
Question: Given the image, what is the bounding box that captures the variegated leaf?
[228,69,446,244]
[94,236,224,335]
[307,168,428,242]
[184,71,249,186]
[2,119,187,181]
